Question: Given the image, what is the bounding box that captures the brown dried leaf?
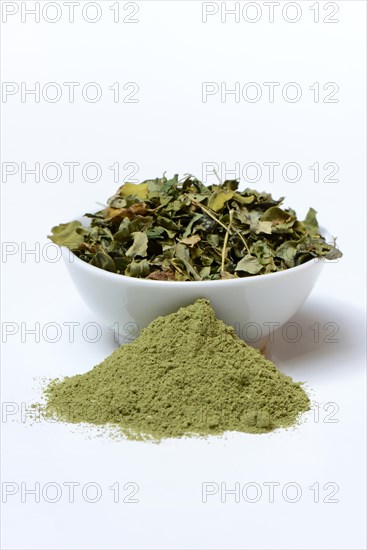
[146,269,176,281]
[102,203,149,221]
[179,235,201,247]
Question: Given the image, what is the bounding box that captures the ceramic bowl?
[60,217,330,348]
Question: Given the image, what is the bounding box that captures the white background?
[1,1,366,549]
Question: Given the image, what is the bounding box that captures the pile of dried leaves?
[49,175,342,281]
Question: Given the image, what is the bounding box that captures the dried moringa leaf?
[103,203,149,221]
[89,251,116,273]
[256,221,273,235]
[146,269,176,281]
[275,241,299,268]
[208,190,235,212]
[126,232,148,258]
[117,182,148,200]
[260,206,295,227]
[174,243,202,281]
[48,221,88,248]
[49,174,342,280]
[303,207,319,235]
[179,235,201,247]
[220,270,238,279]
[107,195,127,209]
[235,255,263,275]
[126,259,150,278]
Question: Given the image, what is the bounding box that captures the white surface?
[1,2,366,549]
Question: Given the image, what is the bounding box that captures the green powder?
[45,300,310,440]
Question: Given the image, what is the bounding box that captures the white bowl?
[60,221,330,348]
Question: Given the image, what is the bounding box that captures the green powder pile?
[45,300,310,440]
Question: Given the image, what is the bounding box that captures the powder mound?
[45,299,310,440]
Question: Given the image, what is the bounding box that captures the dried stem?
[213,168,223,184]
[191,200,232,234]
[221,210,234,272]
[233,227,250,254]
[191,197,250,259]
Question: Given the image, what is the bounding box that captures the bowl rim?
[60,225,332,287]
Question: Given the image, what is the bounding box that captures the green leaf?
[256,221,273,234]
[260,207,295,226]
[107,194,127,208]
[126,259,150,278]
[223,180,239,191]
[251,241,274,265]
[174,243,202,280]
[303,207,319,235]
[48,221,87,248]
[146,226,166,239]
[89,251,116,273]
[233,193,255,205]
[220,270,237,279]
[200,266,211,278]
[275,241,299,268]
[182,213,203,238]
[179,235,201,247]
[126,232,148,258]
[156,216,179,231]
[118,182,148,200]
[324,245,343,260]
[208,190,235,212]
[235,255,263,274]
